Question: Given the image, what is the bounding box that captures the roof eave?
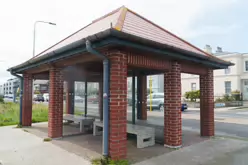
[8,29,231,73]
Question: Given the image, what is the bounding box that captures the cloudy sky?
[0,0,247,84]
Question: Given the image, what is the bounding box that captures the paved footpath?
[134,137,248,165]
[0,126,91,165]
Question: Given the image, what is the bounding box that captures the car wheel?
[159,104,164,111]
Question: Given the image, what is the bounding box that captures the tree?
[34,90,41,94]
[184,90,200,102]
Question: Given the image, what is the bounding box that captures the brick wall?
[22,74,33,126]
[200,69,214,136]
[48,68,64,138]
[108,51,127,160]
[164,61,182,148]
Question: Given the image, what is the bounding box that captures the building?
[1,78,20,96]
[127,74,164,93]
[33,80,49,94]
[0,85,3,95]
[181,46,248,100]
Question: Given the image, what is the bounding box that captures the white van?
[43,93,49,102]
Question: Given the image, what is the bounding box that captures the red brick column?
[164,62,182,148]
[98,81,103,121]
[22,74,33,126]
[200,69,214,137]
[48,68,64,138]
[66,80,74,114]
[108,52,127,160]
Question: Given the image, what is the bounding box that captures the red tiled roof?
[33,6,210,59]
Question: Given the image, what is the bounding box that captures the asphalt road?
[11,99,248,139]
[82,104,248,139]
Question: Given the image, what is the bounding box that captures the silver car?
[147,93,164,111]
[147,92,188,111]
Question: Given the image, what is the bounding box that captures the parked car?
[87,95,98,103]
[74,96,84,103]
[34,94,44,102]
[146,93,187,111]
[43,93,49,102]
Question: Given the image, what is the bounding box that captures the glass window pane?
[246,61,248,71]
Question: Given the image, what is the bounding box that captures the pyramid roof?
[34,6,209,59]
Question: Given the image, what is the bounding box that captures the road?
[11,99,248,139]
[81,104,248,139]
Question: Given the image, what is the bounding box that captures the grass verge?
[0,102,84,127]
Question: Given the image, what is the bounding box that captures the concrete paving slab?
[134,138,248,165]
[0,126,91,165]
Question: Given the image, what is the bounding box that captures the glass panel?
[225,81,231,94]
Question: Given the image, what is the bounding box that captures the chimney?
[204,45,212,54]
[216,46,222,53]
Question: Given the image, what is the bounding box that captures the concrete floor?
[24,122,208,164]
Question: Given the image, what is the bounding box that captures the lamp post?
[32,21,56,99]
[32,21,56,57]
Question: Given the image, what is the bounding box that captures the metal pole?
[137,74,141,119]
[149,76,152,111]
[33,22,37,57]
[33,21,56,57]
[84,81,88,117]
[103,59,109,157]
[32,21,56,100]
[132,71,136,124]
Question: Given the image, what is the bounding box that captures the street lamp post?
[32,21,56,57]
[32,21,56,99]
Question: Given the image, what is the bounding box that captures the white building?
[181,46,248,100]
[0,85,3,95]
[127,74,164,93]
[2,78,20,96]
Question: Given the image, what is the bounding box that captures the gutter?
[86,40,110,157]
[8,29,231,73]
[10,71,23,126]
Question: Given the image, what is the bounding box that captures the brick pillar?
[22,74,33,126]
[164,62,182,148]
[66,80,74,114]
[48,68,64,138]
[109,52,127,160]
[200,69,214,137]
[98,81,103,121]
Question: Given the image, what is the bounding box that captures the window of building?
[191,83,196,91]
[224,66,231,74]
[245,61,248,72]
[225,81,231,94]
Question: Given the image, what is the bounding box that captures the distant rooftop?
[203,44,244,56]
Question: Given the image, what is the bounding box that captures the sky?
[0,0,247,84]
